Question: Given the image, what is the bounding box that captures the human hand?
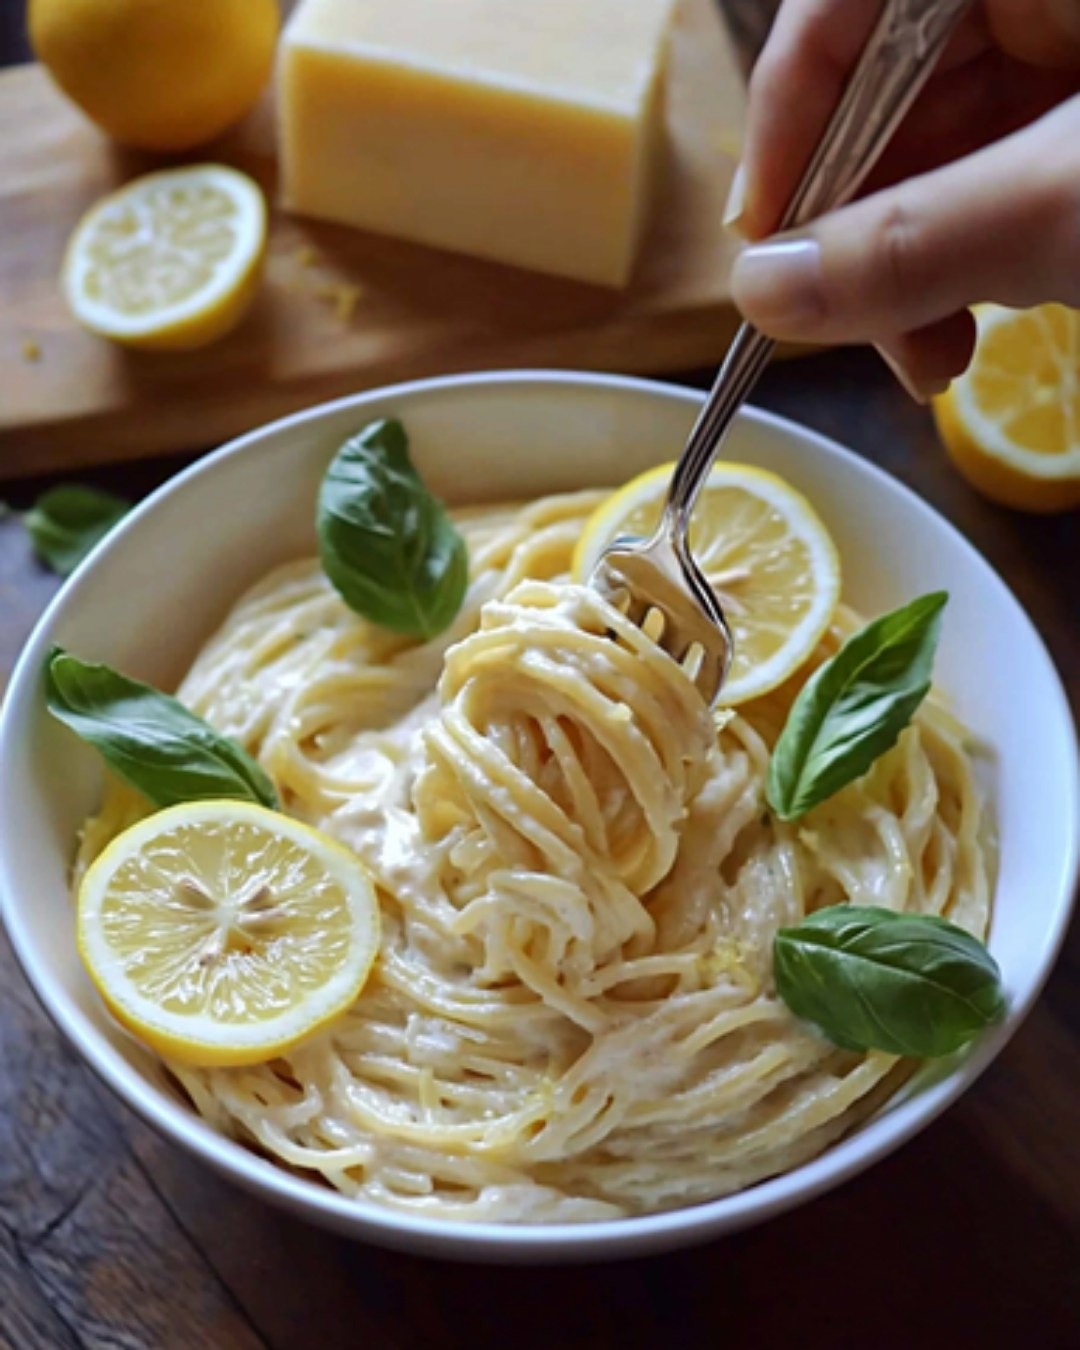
[728,0,1080,399]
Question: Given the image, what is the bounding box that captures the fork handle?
[666,0,974,533]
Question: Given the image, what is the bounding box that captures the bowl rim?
[2,367,1078,1260]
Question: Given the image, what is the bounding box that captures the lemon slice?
[933,304,1080,513]
[77,800,380,1067]
[572,462,841,704]
[61,164,267,351]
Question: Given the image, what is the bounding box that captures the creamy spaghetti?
[76,489,992,1223]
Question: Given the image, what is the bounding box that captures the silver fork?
[590,0,973,704]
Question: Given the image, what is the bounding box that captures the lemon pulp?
[61,164,266,351]
[77,800,380,1067]
[572,461,841,704]
[933,303,1080,513]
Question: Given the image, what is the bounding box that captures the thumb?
[730,99,1080,344]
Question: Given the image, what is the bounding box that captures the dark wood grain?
[2,3,1080,1348]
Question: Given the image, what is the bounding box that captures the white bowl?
[1,371,1077,1263]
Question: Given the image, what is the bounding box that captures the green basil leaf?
[45,648,278,810]
[317,419,468,639]
[766,592,948,820]
[24,485,129,576]
[774,905,1005,1057]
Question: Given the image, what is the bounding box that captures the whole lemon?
[29,0,278,151]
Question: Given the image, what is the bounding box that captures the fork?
[590,0,974,704]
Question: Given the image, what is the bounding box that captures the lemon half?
[573,462,841,704]
[933,303,1080,513]
[61,164,267,351]
[77,801,380,1067]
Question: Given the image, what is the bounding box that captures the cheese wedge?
[278,0,678,287]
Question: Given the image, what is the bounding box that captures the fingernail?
[731,237,825,334]
[722,163,746,231]
[875,345,949,405]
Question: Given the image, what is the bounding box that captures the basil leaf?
[774,905,1005,1057]
[24,485,129,576]
[45,648,278,810]
[766,592,947,820]
[317,419,468,639]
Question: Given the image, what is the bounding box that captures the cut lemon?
[572,462,841,704]
[61,164,267,351]
[77,800,380,1067]
[933,304,1080,513]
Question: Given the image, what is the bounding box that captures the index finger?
[736,0,986,238]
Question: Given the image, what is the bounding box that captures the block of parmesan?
[278,0,679,287]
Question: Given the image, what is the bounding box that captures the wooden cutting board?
[0,0,745,480]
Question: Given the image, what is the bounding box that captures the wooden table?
[3,6,1080,1349]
